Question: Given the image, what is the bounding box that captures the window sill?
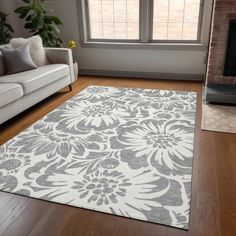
[80,41,208,51]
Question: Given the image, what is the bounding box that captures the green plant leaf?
[44,16,52,24]
[0,12,7,21]
[15,0,63,48]
[4,23,14,33]
[0,10,14,43]
[16,7,31,19]
[50,16,63,25]
[32,16,44,28]
[26,14,34,21]
[47,24,60,34]
[24,22,34,29]
[15,6,30,15]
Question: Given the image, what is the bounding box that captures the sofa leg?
[69,84,72,91]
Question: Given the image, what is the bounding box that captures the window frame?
[149,0,205,43]
[78,0,208,48]
[85,0,142,42]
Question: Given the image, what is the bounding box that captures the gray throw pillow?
[1,43,37,75]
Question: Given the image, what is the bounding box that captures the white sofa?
[0,47,76,125]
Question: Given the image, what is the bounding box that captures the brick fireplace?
[206,0,236,85]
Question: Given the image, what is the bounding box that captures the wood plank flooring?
[0,76,236,236]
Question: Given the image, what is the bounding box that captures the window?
[88,0,139,40]
[82,0,204,43]
[152,0,201,41]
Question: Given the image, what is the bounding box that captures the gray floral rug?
[0,86,197,229]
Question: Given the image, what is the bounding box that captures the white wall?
[77,48,206,75]
[0,0,213,77]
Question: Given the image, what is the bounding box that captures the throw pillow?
[10,35,49,67]
[0,52,5,76]
[1,43,37,75]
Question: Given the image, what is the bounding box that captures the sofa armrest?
[44,47,76,83]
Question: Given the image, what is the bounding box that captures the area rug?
[202,102,236,134]
[0,86,197,229]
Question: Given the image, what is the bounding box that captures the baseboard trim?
[79,69,204,81]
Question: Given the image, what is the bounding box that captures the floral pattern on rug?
[0,86,197,229]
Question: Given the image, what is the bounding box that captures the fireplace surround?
[224,20,236,76]
[205,0,236,104]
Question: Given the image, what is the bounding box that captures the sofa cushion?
[10,36,49,67]
[1,43,37,75]
[0,83,24,108]
[0,64,69,95]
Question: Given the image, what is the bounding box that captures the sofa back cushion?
[1,43,37,75]
[10,35,49,67]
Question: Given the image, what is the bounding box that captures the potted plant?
[0,11,14,44]
[15,0,63,47]
[68,40,78,79]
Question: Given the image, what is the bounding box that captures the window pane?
[153,0,201,40]
[88,0,139,40]
[153,23,168,40]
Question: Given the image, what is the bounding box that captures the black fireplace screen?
[224,20,236,76]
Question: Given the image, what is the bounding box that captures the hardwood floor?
[0,76,236,236]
